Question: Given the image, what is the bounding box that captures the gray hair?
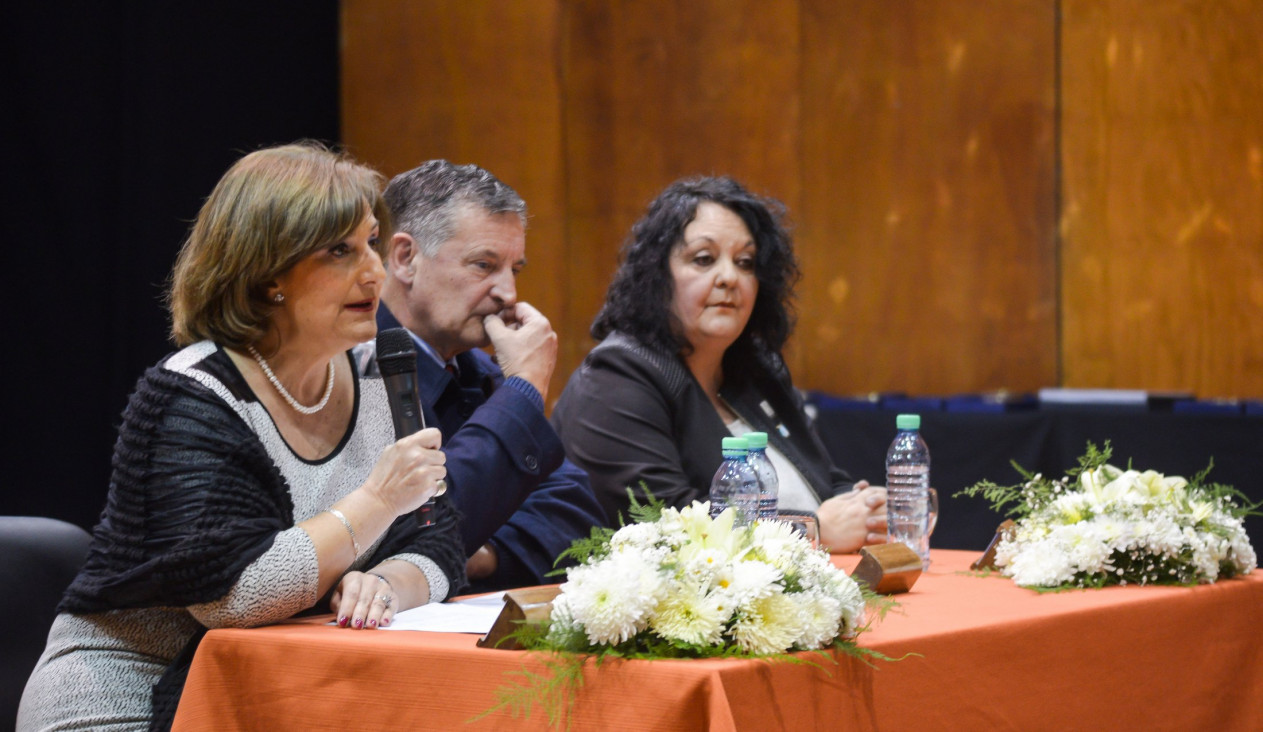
[383,160,527,257]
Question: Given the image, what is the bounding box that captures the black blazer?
[551,332,855,524]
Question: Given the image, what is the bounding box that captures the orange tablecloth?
[173,550,1263,731]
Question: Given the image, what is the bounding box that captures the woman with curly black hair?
[552,176,886,553]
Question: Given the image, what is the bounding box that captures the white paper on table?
[378,594,506,633]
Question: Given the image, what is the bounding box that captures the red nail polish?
[381,617,391,626]
[368,618,377,628]
[353,618,363,629]
[337,616,347,627]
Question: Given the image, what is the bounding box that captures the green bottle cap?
[896,414,921,430]
[721,436,747,451]
[745,432,768,448]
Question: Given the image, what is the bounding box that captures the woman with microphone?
[19,143,464,730]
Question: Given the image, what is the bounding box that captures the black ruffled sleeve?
[61,364,296,613]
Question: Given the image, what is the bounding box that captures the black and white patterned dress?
[18,341,465,731]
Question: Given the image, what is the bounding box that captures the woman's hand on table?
[818,480,888,553]
[331,571,397,630]
[330,561,431,630]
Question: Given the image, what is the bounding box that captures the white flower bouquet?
[482,496,889,727]
[544,500,868,657]
[961,442,1258,589]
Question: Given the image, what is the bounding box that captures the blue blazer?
[375,306,606,591]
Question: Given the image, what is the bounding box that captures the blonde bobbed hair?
[169,142,387,347]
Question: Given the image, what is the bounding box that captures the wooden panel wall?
[798,0,1057,394]
[559,1,803,372]
[341,1,569,350]
[1060,0,1263,398]
[342,0,1263,401]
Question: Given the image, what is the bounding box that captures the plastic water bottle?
[709,437,759,526]
[886,414,932,570]
[744,432,779,521]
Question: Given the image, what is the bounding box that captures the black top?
[551,332,855,524]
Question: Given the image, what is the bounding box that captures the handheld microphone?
[375,327,435,527]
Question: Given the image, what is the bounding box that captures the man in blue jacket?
[374,160,605,592]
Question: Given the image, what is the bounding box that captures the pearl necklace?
[247,345,335,415]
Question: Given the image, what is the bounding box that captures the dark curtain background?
[4,1,340,530]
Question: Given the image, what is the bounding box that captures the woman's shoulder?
[553,333,690,422]
[122,342,255,440]
[583,332,690,390]
[159,341,257,404]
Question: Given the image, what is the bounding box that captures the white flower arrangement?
[545,500,867,656]
[479,494,899,726]
[481,496,890,728]
[962,442,1258,589]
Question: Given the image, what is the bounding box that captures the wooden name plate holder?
[478,585,561,650]
[971,519,1016,571]
[850,543,923,594]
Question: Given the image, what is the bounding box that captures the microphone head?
[376,327,418,377]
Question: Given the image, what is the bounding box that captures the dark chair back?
[0,516,91,731]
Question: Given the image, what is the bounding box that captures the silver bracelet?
[327,508,362,557]
[368,572,393,591]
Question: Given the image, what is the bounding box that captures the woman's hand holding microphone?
[363,427,448,515]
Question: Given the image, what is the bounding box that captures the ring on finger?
[375,593,394,609]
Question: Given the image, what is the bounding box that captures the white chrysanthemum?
[720,559,783,608]
[1051,521,1111,572]
[563,549,665,645]
[1091,514,1128,545]
[609,524,672,567]
[546,593,587,647]
[678,546,732,586]
[1228,530,1258,574]
[790,590,842,649]
[730,590,800,655]
[833,572,867,634]
[1188,534,1225,581]
[752,520,808,567]
[1137,512,1187,557]
[548,592,575,628]
[611,522,663,551]
[1003,538,1077,587]
[789,549,837,593]
[649,581,728,646]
